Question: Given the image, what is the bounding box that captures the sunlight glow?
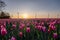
[22,13,29,19]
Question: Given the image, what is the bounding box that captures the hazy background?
[2,0,60,18]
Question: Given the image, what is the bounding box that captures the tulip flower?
[11,36,16,40]
[19,32,23,38]
[19,23,25,30]
[48,29,50,33]
[26,23,30,27]
[21,23,25,27]
[37,26,42,31]
[26,27,30,33]
[53,33,58,39]
[1,27,7,36]
[12,24,16,29]
[3,22,6,27]
[42,26,46,32]
[49,25,56,31]
[41,22,44,26]
[1,25,4,29]
[19,25,24,30]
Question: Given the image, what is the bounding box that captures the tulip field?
[0,18,60,40]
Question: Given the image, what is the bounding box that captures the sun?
[22,13,28,19]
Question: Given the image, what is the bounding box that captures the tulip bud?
[26,27,30,33]
[19,25,24,30]
[37,26,42,31]
[42,26,46,32]
[26,23,30,27]
[4,22,6,27]
[1,27,7,36]
[11,36,16,40]
[53,33,58,39]
[49,25,56,31]
[41,22,44,26]
[12,24,16,29]
[48,29,50,33]
[1,25,4,29]
[21,23,25,27]
[19,32,23,38]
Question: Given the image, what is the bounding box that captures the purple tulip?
[26,27,30,33]
[53,33,58,39]
[42,26,46,32]
[11,36,16,40]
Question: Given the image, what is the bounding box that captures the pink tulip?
[48,29,50,33]
[1,27,7,36]
[26,23,30,27]
[41,22,44,26]
[1,25,4,29]
[26,27,30,33]
[53,26,56,30]
[11,36,16,40]
[53,33,58,39]
[12,24,16,29]
[19,23,25,30]
[3,22,6,27]
[21,23,25,27]
[19,26,24,30]
[49,25,56,31]
[42,26,46,32]
[50,21,56,26]
[19,26,23,30]
[19,32,23,38]
[37,26,42,31]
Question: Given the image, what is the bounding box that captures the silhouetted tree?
[0,0,6,11]
[0,0,10,19]
[0,11,10,19]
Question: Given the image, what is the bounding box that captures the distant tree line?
[0,11,10,19]
[0,0,10,19]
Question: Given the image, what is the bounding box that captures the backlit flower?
[53,33,58,39]
[11,36,16,40]
[1,27,7,36]
[19,32,23,38]
[26,27,30,33]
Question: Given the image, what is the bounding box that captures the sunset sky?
[2,0,60,18]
